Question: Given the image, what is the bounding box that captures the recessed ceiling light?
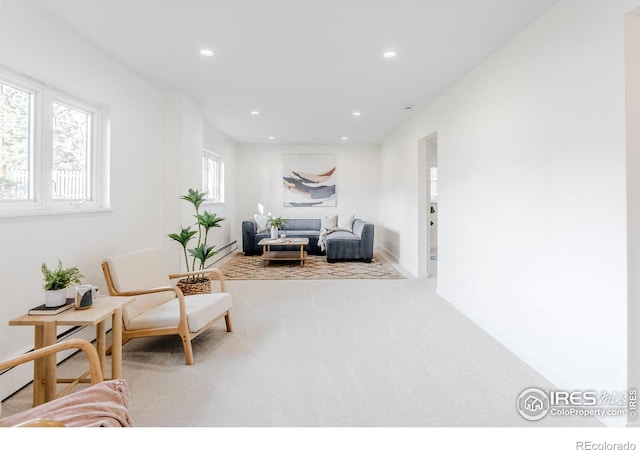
[352,111,361,117]
[383,50,397,58]
[251,111,260,115]
[268,136,275,140]
[199,49,214,57]
[341,136,348,141]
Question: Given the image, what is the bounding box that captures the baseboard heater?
[208,240,237,266]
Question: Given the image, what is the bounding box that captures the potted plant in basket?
[168,188,225,295]
[267,215,287,239]
[41,260,84,307]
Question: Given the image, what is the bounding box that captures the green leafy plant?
[168,188,225,282]
[267,215,287,230]
[167,226,197,275]
[41,260,84,291]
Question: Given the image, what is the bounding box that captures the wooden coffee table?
[258,237,309,267]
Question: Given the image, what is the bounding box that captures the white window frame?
[0,66,109,217]
[202,150,224,204]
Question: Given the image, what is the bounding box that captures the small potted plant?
[168,188,225,295]
[41,260,84,307]
[267,215,287,239]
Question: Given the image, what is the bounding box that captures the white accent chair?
[101,248,232,365]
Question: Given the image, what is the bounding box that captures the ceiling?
[32,0,558,145]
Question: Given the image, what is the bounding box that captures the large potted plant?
[41,260,84,307]
[168,188,225,295]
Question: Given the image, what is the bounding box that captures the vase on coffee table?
[266,216,287,240]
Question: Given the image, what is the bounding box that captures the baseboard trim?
[377,246,417,278]
[436,285,619,427]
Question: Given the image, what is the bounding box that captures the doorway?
[428,137,438,275]
[418,133,438,278]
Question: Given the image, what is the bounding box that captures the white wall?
[625,7,640,426]
[236,144,380,245]
[380,0,636,392]
[0,0,237,398]
[0,0,160,358]
[162,96,238,271]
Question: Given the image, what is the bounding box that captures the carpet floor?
[219,252,405,280]
[0,278,602,429]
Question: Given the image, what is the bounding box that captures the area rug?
[218,252,405,280]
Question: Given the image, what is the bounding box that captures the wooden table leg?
[32,325,45,406]
[111,307,123,379]
[96,320,106,376]
[40,321,57,405]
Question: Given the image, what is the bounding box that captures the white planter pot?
[44,288,67,307]
[270,227,278,239]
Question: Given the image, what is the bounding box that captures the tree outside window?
[0,67,108,214]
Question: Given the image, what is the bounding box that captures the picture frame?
[283,153,336,207]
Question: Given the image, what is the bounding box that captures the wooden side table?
[9,295,133,406]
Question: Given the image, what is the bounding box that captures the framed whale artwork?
[283,153,336,207]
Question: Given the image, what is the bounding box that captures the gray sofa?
[241,218,374,262]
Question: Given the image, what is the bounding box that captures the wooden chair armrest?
[16,419,66,427]
[169,268,227,292]
[108,285,181,297]
[104,285,190,327]
[0,339,103,384]
[169,268,224,280]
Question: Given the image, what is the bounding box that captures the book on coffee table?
[28,298,74,316]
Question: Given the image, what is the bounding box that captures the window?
[203,150,224,203]
[430,167,438,203]
[0,67,108,215]
[0,81,34,201]
[52,101,92,201]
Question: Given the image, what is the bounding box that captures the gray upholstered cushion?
[286,230,319,237]
[282,218,321,230]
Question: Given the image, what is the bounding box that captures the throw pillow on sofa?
[338,214,355,232]
[254,214,269,233]
[321,215,338,230]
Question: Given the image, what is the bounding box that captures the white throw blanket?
[319,227,340,252]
